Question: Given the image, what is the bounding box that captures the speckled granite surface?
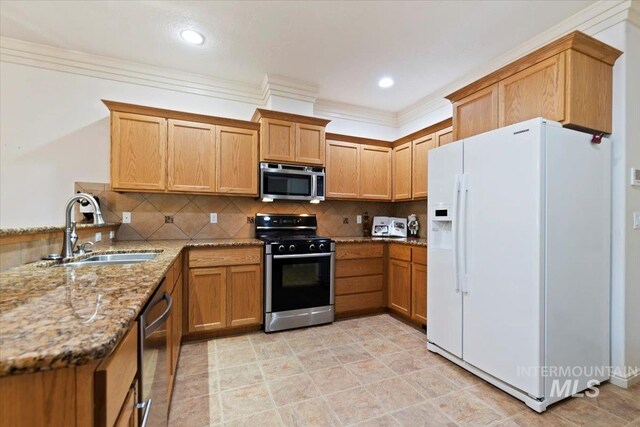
[332,236,427,247]
[0,239,262,377]
[0,222,121,237]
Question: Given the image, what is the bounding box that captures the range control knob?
[318,243,326,251]
[288,244,296,252]
[309,244,316,251]
[278,245,286,253]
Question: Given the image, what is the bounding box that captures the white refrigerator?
[426,118,611,412]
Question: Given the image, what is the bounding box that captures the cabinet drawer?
[336,275,383,295]
[189,247,262,268]
[336,258,383,278]
[389,244,411,261]
[412,247,427,265]
[336,291,383,313]
[95,323,138,427]
[336,243,384,259]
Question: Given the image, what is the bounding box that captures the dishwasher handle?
[143,292,173,338]
[137,399,152,427]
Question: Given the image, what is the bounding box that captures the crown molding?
[0,36,265,105]
[314,99,397,127]
[0,0,635,131]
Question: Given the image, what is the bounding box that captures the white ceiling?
[0,0,595,112]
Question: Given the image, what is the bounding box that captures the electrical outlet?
[634,212,640,230]
[165,216,174,223]
[110,231,115,239]
[122,212,131,223]
[357,215,362,224]
[210,213,218,224]
[343,217,349,224]
[95,232,102,242]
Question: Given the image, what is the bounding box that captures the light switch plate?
[122,212,131,223]
[95,232,102,242]
[357,215,362,224]
[210,213,218,224]
[110,231,115,239]
[634,212,640,230]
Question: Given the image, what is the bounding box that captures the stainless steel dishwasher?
[138,279,172,427]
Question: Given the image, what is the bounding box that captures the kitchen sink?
[55,252,159,267]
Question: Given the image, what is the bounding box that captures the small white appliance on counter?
[427,118,611,412]
[371,216,407,237]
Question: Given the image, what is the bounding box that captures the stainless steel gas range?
[255,213,335,332]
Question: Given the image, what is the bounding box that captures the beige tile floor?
[170,314,640,426]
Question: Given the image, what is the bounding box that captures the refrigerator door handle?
[460,174,469,294]
[452,174,461,292]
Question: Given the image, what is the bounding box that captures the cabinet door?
[114,383,137,427]
[216,126,258,195]
[111,112,167,191]
[388,259,411,316]
[359,145,391,200]
[296,123,325,165]
[326,140,360,199]
[392,142,412,201]
[435,126,454,147]
[227,265,262,327]
[167,119,216,193]
[452,83,499,140]
[261,118,295,163]
[412,134,437,199]
[411,263,428,324]
[499,53,565,127]
[172,272,182,376]
[188,267,226,332]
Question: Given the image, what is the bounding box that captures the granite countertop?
[0,222,121,237]
[332,236,427,247]
[0,238,262,377]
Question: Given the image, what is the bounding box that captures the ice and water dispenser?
[429,205,453,250]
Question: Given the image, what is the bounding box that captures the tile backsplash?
[75,182,427,240]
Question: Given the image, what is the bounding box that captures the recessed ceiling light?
[378,77,394,88]
[180,30,205,45]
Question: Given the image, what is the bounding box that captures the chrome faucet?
[60,193,105,259]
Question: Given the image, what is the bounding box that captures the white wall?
[593,19,640,386]
[0,61,396,227]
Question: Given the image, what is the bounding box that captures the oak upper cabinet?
[111,112,167,191]
[326,140,360,199]
[227,265,262,327]
[412,134,437,199]
[392,142,412,201]
[253,109,330,166]
[296,123,326,165]
[359,145,392,200]
[167,119,216,193]
[446,31,621,139]
[498,53,565,127]
[452,84,499,141]
[216,126,259,195]
[435,126,454,146]
[188,267,227,332]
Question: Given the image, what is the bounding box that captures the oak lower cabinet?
[111,112,167,191]
[253,109,329,166]
[0,321,140,427]
[187,247,262,334]
[167,253,183,403]
[387,244,428,325]
[326,141,392,201]
[335,243,385,315]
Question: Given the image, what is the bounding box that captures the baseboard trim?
[609,371,640,388]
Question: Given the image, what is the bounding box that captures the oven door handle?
[272,253,333,260]
[143,292,173,338]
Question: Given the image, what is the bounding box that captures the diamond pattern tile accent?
[147,193,190,215]
[173,202,209,237]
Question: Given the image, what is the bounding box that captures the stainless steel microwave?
[260,162,325,202]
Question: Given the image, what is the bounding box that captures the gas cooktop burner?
[255,213,334,255]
